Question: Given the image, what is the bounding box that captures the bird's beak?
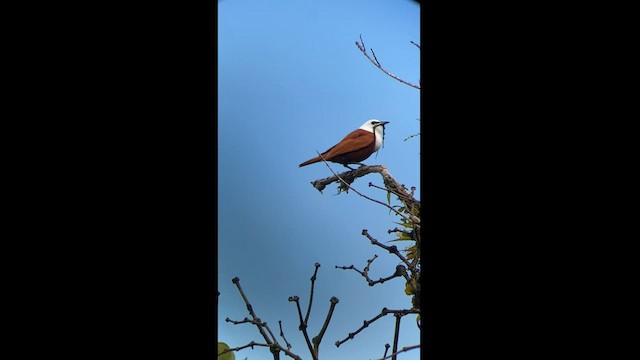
[378,121,389,127]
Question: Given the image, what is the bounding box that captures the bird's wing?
[323,129,373,159]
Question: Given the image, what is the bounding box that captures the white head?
[359,119,389,151]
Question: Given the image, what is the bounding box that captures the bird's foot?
[343,164,356,170]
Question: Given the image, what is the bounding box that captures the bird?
[299,119,389,169]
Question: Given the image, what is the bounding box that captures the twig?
[314,157,413,223]
[374,344,421,360]
[387,227,412,236]
[335,254,377,283]
[310,163,420,225]
[288,264,340,360]
[335,308,419,347]
[225,317,257,325]
[336,256,409,286]
[368,182,418,205]
[382,344,391,360]
[278,321,292,351]
[231,277,278,349]
[288,296,315,359]
[391,313,402,360]
[218,341,303,360]
[304,263,321,325]
[362,230,415,275]
[312,297,339,358]
[368,181,420,220]
[410,40,421,50]
[218,341,272,354]
[356,35,420,90]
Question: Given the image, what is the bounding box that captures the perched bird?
[299,119,389,169]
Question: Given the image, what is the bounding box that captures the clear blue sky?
[218,1,420,359]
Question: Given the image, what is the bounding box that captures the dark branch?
[288,264,339,360]
[388,227,412,236]
[336,256,408,286]
[311,162,418,224]
[312,297,339,358]
[362,230,415,276]
[375,344,421,360]
[392,313,402,360]
[335,307,419,347]
[218,341,304,360]
[304,263,321,324]
[231,277,278,348]
[288,296,315,359]
[356,35,420,90]
[278,321,292,351]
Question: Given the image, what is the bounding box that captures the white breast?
[373,126,384,151]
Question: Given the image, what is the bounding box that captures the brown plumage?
[299,119,389,167]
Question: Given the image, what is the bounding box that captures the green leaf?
[218,342,235,360]
[387,191,391,204]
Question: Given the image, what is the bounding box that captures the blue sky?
[218,1,420,359]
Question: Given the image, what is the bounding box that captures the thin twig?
[410,40,421,50]
[312,296,339,358]
[387,227,412,236]
[362,230,415,275]
[288,296,315,360]
[278,321,292,351]
[383,344,391,360]
[218,341,304,360]
[336,257,409,286]
[391,313,402,360]
[371,48,381,66]
[368,182,418,205]
[314,156,412,222]
[304,263,321,325]
[375,344,421,360]
[231,277,277,347]
[335,308,419,347]
[310,163,420,225]
[356,35,420,90]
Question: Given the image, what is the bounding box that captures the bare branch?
[288,296,315,359]
[335,255,409,286]
[371,48,381,67]
[387,227,412,236]
[362,230,415,276]
[218,341,272,354]
[311,296,339,358]
[410,40,421,50]
[278,321,293,351]
[368,181,418,206]
[304,263,321,325]
[231,277,278,348]
[335,308,419,347]
[218,341,304,360]
[287,264,339,360]
[392,313,402,360]
[375,344,421,360]
[383,343,391,360]
[312,160,417,224]
[356,35,420,90]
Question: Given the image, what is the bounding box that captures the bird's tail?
[299,156,322,167]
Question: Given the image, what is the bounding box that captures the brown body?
[299,129,377,167]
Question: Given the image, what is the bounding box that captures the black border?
[18,3,219,358]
